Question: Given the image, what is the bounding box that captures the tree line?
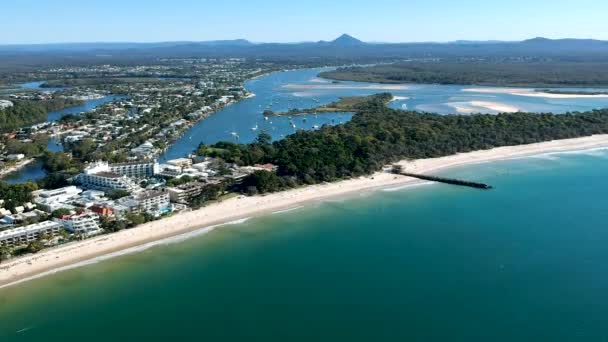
[197,94,608,194]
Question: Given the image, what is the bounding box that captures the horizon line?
[0,35,605,47]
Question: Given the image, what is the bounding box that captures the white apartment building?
[54,212,103,237]
[0,221,62,248]
[119,190,171,216]
[77,161,140,191]
[33,186,83,212]
[109,161,160,178]
[166,158,193,169]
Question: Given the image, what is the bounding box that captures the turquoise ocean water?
[2,149,608,341]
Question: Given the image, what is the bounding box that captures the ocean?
[2,149,608,341]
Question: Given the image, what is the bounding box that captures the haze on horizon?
[2,0,607,45]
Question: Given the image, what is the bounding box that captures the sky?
[2,0,606,44]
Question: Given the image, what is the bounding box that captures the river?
[6,68,608,179]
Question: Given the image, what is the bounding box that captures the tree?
[0,245,11,264]
[26,240,44,254]
[106,189,131,200]
[126,213,146,227]
[256,131,272,145]
[51,208,72,218]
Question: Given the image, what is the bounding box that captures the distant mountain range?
[1,34,608,61]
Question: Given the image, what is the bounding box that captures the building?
[77,161,139,191]
[109,160,159,178]
[90,204,114,217]
[0,100,13,109]
[166,158,193,169]
[118,190,171,216]
[167,182,207,204]
[54,212,103,237]
[0,221,63,248]
[130,141,158,157]
[33,186,83,213]
[157,164,183,178]
[7,154,25,161]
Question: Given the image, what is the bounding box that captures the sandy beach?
[463,87,608,99]
[450,101,519,113]
[3,134,608,288]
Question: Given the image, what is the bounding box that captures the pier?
[394,168,493,190]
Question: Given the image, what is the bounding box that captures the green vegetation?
[536,89,608,95]
[0,101,47,132]
[0,182,37,212]
[198,94,608,194]
[320,62,608,87]
[267,94,392,116]
[3,134,49,157]
[51,208,72,218]
[41,78,160,88]
[106,189,131,200]
[0,98,84,133]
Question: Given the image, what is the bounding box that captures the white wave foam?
[0,218,253,290]
[382,181,435,192]
[272,206,304,215]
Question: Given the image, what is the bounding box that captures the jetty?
[393,167,493,190]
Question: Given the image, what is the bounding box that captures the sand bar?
[463,87,608,99]
[450,101,519,113]
[2,135,608,288]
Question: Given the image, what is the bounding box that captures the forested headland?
[0,98,84,133]
[320,61,608,87]
[197,94,608,194]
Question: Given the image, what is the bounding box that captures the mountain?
[2,37,608,66]
[331,34,364,46]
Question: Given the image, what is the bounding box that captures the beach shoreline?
[3,134,608,289]
[0,158,35,179]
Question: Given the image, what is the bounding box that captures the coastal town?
[0,58,285,259]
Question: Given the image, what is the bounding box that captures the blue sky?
[2,0,606,44]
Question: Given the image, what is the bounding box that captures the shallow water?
[161,68,608,160]
[2,150,608,341]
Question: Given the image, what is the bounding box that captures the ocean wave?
[0,218,253,290]
[382,181,435,192]
[272,206,304,215]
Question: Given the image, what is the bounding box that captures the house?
[6,154,25,161]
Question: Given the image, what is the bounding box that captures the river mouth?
[6,68,608,182]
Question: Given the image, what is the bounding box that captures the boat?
[313,125,320,129]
